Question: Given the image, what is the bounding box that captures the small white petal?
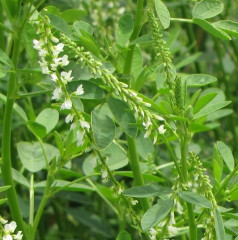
[61,98,72,110]
[13,231,23,240]
[144,129,151,138]
[50,73,58,82]
[0,216,8,224]
[51,36,59,43]
[158,125,166,135]
[76,129,85,146]
[3,234,12,240]
[75,84,84,96]
[61,55,69,66]
[52,87,62,100]
[102,170,108,179]
[61,70,73,83]
[4,221,17,233]
[80,120,90,130]
[65,113,74,124]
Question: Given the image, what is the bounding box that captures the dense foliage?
[1,0,238,239]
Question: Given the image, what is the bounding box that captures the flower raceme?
[33,15,167,147]
[33,16,89,147]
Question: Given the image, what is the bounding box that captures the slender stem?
[29,174,35,225]
[123,0,150,212]
[127,136,150,211]
[180,132,197,239]
[31,172,53,239]
[130,0,144,41]
[0,1,5,50]
[1,32,27,238]
[170,18,193,23]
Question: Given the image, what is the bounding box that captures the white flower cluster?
[33,16,90,147]
[0,217,23,240]
[61,33,167,144]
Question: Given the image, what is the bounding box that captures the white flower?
[149,228,157,240]
[80,120,90,130]
[61,55,69,66]
[39,49,47,57]
[76,129,85,146]
[0,216,8,224]
[52,87,62,100]
[118,187,123,195]
[50,58,62,70]
[65,113,74,124]
[144,128,151,138]
[13,231,23,240]
[41,66,50,74]
[56,43,64,52]
[4,221,17,233]
[61,98,72,110]
[70,122,76,130]
[51,36,59,43]
[3,234,12,240]
[33,39,44,50]
[50,73,58,82]
[102,169,108,179]
[131,200,138,205]
[154,115,164,121]
[143,119,152,129]
[52,43,64,56]
[75,84,84,96]
[144,102,151,107]
[168,226,179,236]
[158,125,166,134]
[61,70,73,83]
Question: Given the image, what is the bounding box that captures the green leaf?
[131,65,157,91]
[213,20,238,38]
[34,180,94,192]
[117,14,134,46]
[22,22,38,63]
[73,21,94,36]
[61,9,86,23]
[115,171,164,182]
[214,208,225,240]
[178,191,212,208]
[193,18,231,40]
[0,93,28,122]
[206,109,233,121]
[136,131,154,160]
[67,80,105,99]
[116,230,131,240]
[2,0,21,21]
[213,144,223,184]
[216,141,234,172]
[54,131,64,157]
[108,97,137,138]
[35,108,59,134]
[131,34,154,44]
[11,168,30,188]
[192,0,224,20]
[132,46,143,78]
[193,101,231,119]
[101,142,128,170]
[141,199,173,231]
[175,52,202,70]
[123,184,172,198]
[28,121,47,139]
[79,31,101,57]
[66,207,113,237]
[17,142,59,172]
[0,198,7,205]
[0,48,13,67]
[193,92,217,114]
[0,185,11,193]
[183,74,217,87]
[47,13,72,36]
[92,104,115,149]
[154,0,170,29]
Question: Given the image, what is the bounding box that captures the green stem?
[0,2,5,50]
[130,0,144,41]
[31,172,53,239]
[29,174,35,226]
[127,136,150,211]
[123,0,150,212]
[180,134,197,240]
[1,32,27,238]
